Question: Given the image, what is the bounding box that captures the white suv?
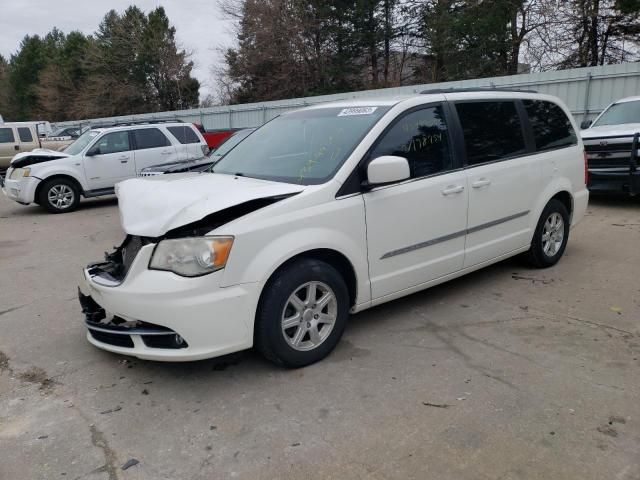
[2,121,208,213]
[79,90,589,367]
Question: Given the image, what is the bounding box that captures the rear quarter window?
[523,100,577,151]
[167,126,201,144]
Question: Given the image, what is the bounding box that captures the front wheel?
[527,199,570,268]
[255,258,350,368]
[39,178,80,213]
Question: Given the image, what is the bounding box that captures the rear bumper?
[588,169,640,195]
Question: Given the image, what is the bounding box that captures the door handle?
[471,178,491,188]
[118,155,129,163]
[441,185,465,195]
[161,151,172,155]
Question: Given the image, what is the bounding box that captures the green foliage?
[0,6,199,121]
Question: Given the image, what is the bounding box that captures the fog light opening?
[174,334,185,347]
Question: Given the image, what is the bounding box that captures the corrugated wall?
[54,62,640,130]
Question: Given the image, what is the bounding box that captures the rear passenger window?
[370,105,452,179]
[133,128,171,149]
[456,101,526,165]
[18,127,34,142]
[0,128,15,143]
[523,100,577,151]
[168,126,200,144]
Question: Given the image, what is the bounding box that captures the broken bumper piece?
[79,243,261,361]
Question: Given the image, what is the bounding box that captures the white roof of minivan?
[299,90,560,112]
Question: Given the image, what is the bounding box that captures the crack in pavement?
[89,424,119,480]
[0,305,26,317]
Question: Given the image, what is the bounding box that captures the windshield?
[63,130,100,155]
[210,129,254,158]
[51,128,69,137]
[593,100,640,127]
[213,106,390,184]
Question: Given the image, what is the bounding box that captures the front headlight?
[10,167,30,179]
[149,236,234,277]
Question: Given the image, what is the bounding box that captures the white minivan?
[79,90,589,367]
[2,121,208,213]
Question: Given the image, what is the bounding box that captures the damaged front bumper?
[79,241,261,361]
[2,175,40,205]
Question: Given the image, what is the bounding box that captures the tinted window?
[524,100,577,151]
[456,101,526,165]
[0,128,15,143]
[168,126,200,144]
[370,106,452,178]
[93,131,130,154]
[18,127,34,143]
[133,128,170,149]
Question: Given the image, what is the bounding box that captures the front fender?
[33,164,88,192]
[220,196,370,307]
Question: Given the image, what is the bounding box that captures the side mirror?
[580,120,592,129]
[86,146,100,156]
[367,155,410,186]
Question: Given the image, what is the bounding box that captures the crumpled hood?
[582,123,640,139]
[116,173,305,237]
[10,148,71,168]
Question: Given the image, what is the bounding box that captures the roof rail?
[420,87,537,94]
[89,118,185,129]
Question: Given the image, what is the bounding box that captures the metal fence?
[54,62,640,131]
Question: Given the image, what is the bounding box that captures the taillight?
[583,150,588,185]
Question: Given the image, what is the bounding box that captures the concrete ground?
[0,192,638,480]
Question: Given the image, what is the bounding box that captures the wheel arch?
[34,174,84,202]
[550,190,573,219]
[258,248,359,310]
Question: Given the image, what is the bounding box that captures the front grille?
[584,136,639,168]
[138,171,163,177]
[89,329,134,348]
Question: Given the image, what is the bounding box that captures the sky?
[0,0,235,98]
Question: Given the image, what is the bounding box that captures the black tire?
[527,199,570,268]
[38,178,80,213]
[255,258,350,368]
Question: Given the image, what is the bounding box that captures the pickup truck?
[581,95,640,195]
[0,123,80,170]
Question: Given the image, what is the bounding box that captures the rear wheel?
[39,178,80,213]
[255,258,349,368]
[527,199,570,268]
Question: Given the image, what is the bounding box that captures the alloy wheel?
[542,212,564,257]
[281,281,338,351]
[47,184,75,209]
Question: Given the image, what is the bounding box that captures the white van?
[79,90,589,367]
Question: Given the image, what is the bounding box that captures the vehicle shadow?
[106,254,529,383]
[1,195,118,217]
[588,193,640,209]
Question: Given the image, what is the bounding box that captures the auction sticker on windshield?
[337,107,378,116]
